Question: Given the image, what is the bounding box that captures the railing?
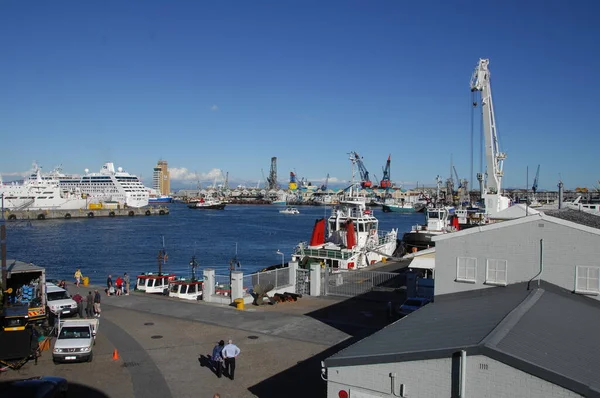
[214,274,231,296]
[293,248,354,260]
[243,268,291,297]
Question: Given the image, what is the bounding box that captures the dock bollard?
[234,298,244,310]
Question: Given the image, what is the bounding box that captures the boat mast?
[157,236,167,275]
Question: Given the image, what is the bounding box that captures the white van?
[46,283,78,317]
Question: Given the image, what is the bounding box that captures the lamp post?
[276,250,284,268]
[189,255,198,282]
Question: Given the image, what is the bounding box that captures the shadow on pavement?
[249,284,408,398]
[68,383,111,398]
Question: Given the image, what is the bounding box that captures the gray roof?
[544,208,600,230]
[6,259,45,276]
[325,282,600,397]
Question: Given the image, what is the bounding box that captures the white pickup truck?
[52,318,99,363]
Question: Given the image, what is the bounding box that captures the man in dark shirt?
[72,293,84,318]
[106,275,113,295]
[94,290,101,318]
[86,291,94,318]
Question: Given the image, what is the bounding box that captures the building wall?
[434,217,600,298]
[327,355,581,398]
[153,160,170,195]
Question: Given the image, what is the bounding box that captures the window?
[575,266,600,295]
[486,259,508,286]
[456,257,477,283]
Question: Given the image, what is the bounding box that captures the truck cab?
[52,318,98,363]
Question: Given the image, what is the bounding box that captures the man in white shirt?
[221,339,241,380]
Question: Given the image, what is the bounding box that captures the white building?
[433,208,600,298]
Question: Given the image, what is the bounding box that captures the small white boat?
[168,279,203,300]
[136,273,177,294]
[279,207,300,215]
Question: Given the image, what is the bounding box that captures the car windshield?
[47,291,70,301]
[58,326,90,339]
[404,299,425,307]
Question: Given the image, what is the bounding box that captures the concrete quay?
[0,283,395,398]
[3,206,169,221]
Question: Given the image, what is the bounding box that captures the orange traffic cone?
[112,349,119,360]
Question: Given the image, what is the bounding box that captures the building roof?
[6,259,45,275]
[543,208,600,230]
[491,203,540,220]
[324,282,600,397]
[433,211,600,242]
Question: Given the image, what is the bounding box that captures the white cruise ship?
[1,167,89,211]
[46,162,149,208]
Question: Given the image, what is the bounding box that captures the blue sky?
[1,0,598,190]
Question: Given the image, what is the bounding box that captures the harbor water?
[4,204,425,284]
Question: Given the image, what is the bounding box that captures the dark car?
[398,297,431,317]
[0,376,68,398]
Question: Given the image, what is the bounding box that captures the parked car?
[0,376,68,398]
[398,297,431,317]
[52,318,98,363]
[46,283,78,317]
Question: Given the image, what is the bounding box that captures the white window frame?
[456,257,477,283]
[575,266,600,295]
[485,259,508,286]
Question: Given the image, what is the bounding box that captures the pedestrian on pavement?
[211,340,225,378]
[106,274,113,295]
[72,293,84,318]
[115,276,123,296]
[124,273,130,295]
[222,339,240,380]
[74,269,82,287]
[86,291,94,318]
[93,289,102,318]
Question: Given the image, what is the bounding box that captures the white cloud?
[210,104,219,112]
[169,167,225,182]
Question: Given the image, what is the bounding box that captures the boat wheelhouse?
[168,280,203,300]
[136,273,176,294]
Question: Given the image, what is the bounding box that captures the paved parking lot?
[0,285,394,398]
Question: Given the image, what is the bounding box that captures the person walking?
[211,340,225,378]
[106,275,113,296]
[124,273,130,295]
[73,293,84,318]
[115,276,123,296]
[74,269,82,287]
[222,339,240,380]
[86,291,94,318]
[93,289,102,318]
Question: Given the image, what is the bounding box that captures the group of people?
[72,290,102,318]
[210,339,241,380]
[106,273,130,296]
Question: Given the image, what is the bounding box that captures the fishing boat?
[279,207,300,215]
[148,194,173,204]
[291,184,398,270]
[381,199,416,213]
[187,197,226,210]
[136,238,177,294]
[402,206,456,253]
[168,255,203,300]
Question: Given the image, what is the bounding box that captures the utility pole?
[1,193,6,308]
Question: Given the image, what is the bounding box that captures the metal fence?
[244,268,290,295]
[321,269,404,297]
[296,268,310,295]
[214,274,231,296]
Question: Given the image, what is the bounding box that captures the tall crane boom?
[349,151,372,188]
[470,58,510,215]
[379,155,392,189]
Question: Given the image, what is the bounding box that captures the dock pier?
[2,206,169,221]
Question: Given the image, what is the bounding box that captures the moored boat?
[279,207,300,215]
[291,184,398,270]
[187,197,226,210]
[381,200,416,213]
[168,279,203,300]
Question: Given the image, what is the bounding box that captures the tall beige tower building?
[153,160,170,195]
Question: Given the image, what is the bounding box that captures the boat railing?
[295,248,354,260]
[214,274,231,296]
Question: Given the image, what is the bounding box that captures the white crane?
[470,58,510,215]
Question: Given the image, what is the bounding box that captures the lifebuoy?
[159,210,165,216]
[109,211,115,217]
[64,213,72,219]
[37,214,45,220]
[8,214,16,220]
[129,211,135,217]
[145,210,151,216]
[88,212,94,218]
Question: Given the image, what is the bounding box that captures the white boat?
[279,207,300,215]
[402,206,457,252]
[292,185,398,270]
[168,279,203,300]
[564,196,600,214]
[43,162,149,208]
[0,166,89,211]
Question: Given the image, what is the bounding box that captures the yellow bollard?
[234,298,245,310]
[82,276,89,286]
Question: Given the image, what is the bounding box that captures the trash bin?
[234,298,244,310]
[82,276,89,286]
